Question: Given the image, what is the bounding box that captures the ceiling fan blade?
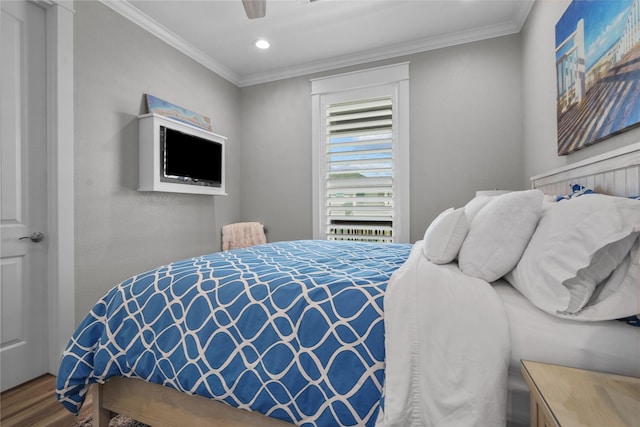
[242,0,266,19]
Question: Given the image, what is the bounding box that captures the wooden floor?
[0,374,93,427]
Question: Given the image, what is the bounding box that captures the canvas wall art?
[145,94,213,132]
[555,0,640,155]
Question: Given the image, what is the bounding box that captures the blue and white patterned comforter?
[56,240,412,426]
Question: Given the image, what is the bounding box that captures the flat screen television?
[160,126,223,187]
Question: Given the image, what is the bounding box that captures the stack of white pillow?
[421,189,640,321]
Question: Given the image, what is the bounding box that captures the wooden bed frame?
[92,376,291,427]
[92,141,640,427]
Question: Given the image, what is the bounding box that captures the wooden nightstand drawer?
[521,360,640,427]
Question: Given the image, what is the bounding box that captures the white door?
[1,0,49,392]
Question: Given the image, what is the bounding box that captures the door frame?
[32,0,75,374]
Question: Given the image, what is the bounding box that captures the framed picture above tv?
[555,0,640,155]
[145,94,213,132]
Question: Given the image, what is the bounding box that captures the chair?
[221,222,267,251]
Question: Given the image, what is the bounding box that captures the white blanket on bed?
[378,243,510,427]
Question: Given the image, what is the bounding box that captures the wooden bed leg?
[92,383,112,427]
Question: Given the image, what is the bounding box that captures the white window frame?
[311,63,410,243]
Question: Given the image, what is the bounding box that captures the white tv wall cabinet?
[138,113,227,195]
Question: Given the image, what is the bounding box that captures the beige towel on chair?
[222,222,267,251]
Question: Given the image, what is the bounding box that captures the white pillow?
[458,190,543,282]
[422,207,469,264]
[464,196,496,224]
[571,236,639,320]
[505,194,640,319]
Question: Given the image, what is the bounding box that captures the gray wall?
[74,1,240,318]
[239,77,313,242]
[521,0,640,186]
[409,35,523,241]
[240,35,524,243]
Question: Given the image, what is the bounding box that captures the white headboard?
[531,142,640,197]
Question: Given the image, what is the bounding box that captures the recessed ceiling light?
[255,39,270,49]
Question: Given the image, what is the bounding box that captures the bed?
[56,142,640,427]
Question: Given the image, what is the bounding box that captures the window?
[324,97,394,242]
[311,63,410,243]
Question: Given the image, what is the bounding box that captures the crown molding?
[101,0,533,88]
[99,0,240,86]
[236,20,522,87]
[515,0,536,29]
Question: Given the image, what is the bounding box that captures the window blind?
[325,97,394,242]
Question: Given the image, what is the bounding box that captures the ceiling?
[102,0,535,87]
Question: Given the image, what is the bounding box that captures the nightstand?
[521,360,640,427]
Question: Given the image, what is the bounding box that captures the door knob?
[19,232,45,243]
